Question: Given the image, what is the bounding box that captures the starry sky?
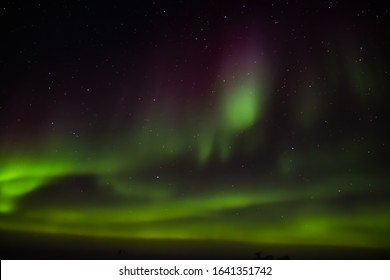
[0,1,389,258]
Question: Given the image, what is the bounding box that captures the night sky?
[1,1,389,259]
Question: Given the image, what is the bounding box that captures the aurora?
[0,1,389,259]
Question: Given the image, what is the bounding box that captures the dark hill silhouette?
[0,230,388,260]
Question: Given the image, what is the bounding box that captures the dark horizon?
[1,229,389,260]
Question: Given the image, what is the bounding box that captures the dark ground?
[1,230,389,260]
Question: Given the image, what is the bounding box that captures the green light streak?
[221,78,261,132]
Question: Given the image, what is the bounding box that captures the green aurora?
[1,1,389,258]
[1,63,389,251]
